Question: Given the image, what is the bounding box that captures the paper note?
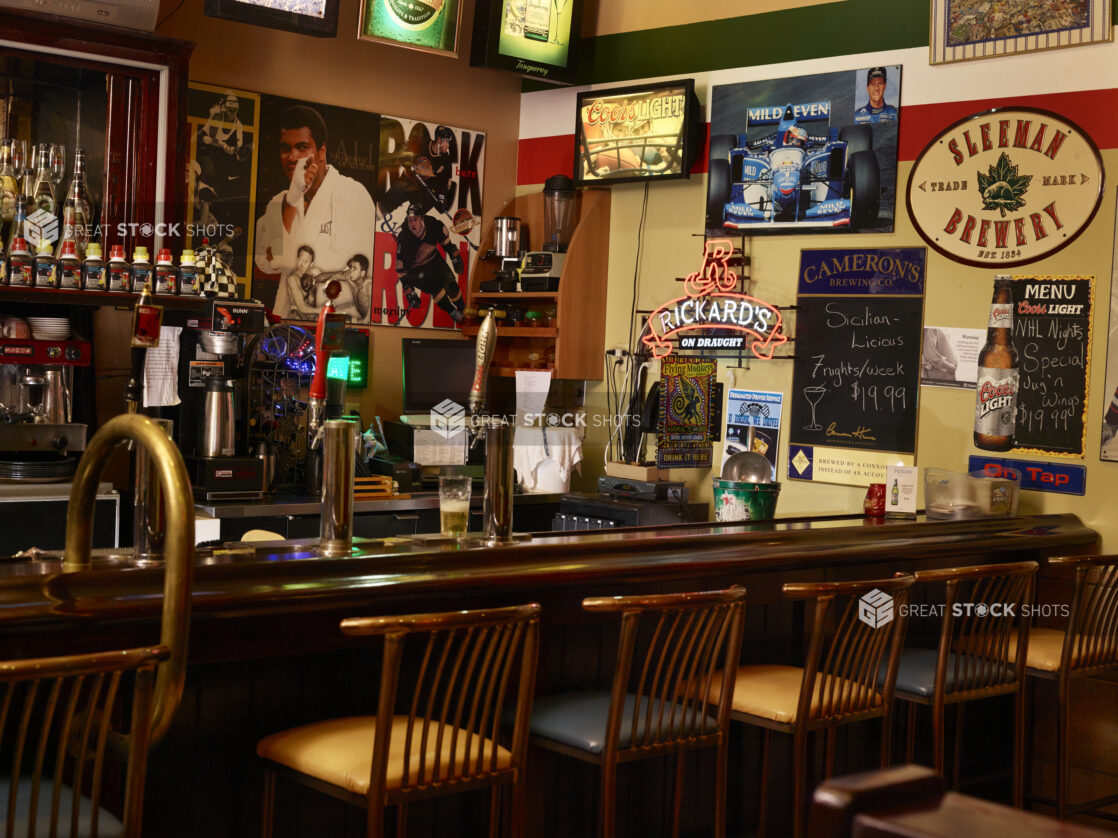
[143,325,182,407]
[413,428,466,466]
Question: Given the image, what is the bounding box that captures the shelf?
[0,286,212,311]
[460,325,557,338]
[472,292,559,301]
[491,365,553,377]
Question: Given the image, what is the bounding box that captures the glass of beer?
[438,474,472,538]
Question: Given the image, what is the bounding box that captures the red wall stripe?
[518,88,1118,186]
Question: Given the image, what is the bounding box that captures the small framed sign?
[358,0,461,56]
[204,0,339,37]
[470,0,582,84]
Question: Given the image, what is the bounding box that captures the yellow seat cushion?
[1020,627,1065,672]
[257,715,512,796]
[708,665,883,725]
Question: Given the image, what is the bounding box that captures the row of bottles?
[1,142,93,260]
[0,237,206,295]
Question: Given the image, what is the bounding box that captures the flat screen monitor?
[574,79,702,186]
[402,338,515,415]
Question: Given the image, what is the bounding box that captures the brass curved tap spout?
[64,413,195,744]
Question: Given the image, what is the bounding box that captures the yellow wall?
[157,0,523,422]
[584,0,842,37]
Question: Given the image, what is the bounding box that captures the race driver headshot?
[854,67,898,124]
[395,203,466,324]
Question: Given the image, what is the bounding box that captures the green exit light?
[327,354,350,380]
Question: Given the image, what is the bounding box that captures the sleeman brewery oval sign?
[907,108,1103,268]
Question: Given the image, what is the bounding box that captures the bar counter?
[0,512,1103,837]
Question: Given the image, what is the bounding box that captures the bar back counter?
[0,512,1106,836]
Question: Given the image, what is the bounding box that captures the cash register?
[552,477,707,530]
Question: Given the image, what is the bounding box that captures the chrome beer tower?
[471,307,515,545]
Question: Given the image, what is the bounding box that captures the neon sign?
[642,239,787,360]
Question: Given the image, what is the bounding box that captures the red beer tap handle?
[309,299,335,401]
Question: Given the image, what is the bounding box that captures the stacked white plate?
[26,317,70,340]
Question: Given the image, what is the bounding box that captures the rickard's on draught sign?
[906,107,1104,269]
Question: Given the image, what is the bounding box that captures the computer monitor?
[401,338,514,415]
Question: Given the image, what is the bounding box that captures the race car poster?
[374,116,485,330]
[186,82,261,296]
[706,65,901,236]
[252,94,380,324]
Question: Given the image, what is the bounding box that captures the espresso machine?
[520,174,577,292]
[181,301,268,500]
[0,331,90,480]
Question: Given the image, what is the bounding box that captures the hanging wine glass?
[49,144,66,186]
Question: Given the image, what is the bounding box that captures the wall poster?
[186,82,262,297]
[921,325,985,389]
[374,116,484,330]
[657,357,716,469]
[251,94,380,324]
[706,66,901,236]
[722,389,783,481]
[788,247,926,487]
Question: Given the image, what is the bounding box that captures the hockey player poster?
[252,94,380,324]
[374,115,485,330]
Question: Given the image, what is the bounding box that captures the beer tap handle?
[469,306,498,416]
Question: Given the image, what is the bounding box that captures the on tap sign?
[642,239,786,359]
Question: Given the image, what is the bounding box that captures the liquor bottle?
[107,244,130,292]
[890,478,898,506]
[178,249,200,296]
[0,237,6,287]
[20,145,38,201]
[61,148,92,259]
[523,0,550,41]
[130,245,152,293]
[5,194,28,256]
[57,239,82,290]
[0,139,18,225]
[82,242,105,291]
[30,145,57,216]
[7,237,32,287]
[33,238,58,289]
[154,248,178,295]
[974,277,1019,451]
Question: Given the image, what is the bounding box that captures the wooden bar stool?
[257,603,541,838]
[1025,555,1118,819]
[890,561,1037,806]
[712,576,913,838]
[526,587,746,838]
[0,644,169,838]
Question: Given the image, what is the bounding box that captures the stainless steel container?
[200,377,236,457]
[493,216,521,259]
[483,421,515,545]
[134,418,173,561]
[319,419,356,557]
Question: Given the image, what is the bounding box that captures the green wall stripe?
[524,0,1118,91]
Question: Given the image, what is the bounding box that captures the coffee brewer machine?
[182,301,268,500]
[480,216,523,292]
[0,333,89,480]
[520,174,577,292]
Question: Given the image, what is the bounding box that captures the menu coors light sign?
[907,107,1103,268]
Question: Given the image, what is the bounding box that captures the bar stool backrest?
[784,577,914,727]
[340,603,540,796]
[0,645,169,838]
[584,587,746,757]
[914,561,1037,698]
[1049,556,1118,673]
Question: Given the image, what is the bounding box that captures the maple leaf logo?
[977,152,1032,217]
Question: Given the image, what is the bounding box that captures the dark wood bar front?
[0,513,1105,836]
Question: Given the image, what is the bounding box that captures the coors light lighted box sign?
[907,107,1104,268]
[642,239,787,359]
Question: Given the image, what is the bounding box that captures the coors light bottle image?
[974,277,1019,451]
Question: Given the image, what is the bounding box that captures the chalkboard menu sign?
[1006,276,1093,456]
[790,297,924,453]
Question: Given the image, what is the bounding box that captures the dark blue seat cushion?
[0,777,123,837]
[885,648,1015,698]
[528,690,718,755]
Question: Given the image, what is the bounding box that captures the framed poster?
[186,82,261,298]
[470,0,582,84]
[573,79,702,186]
[251,95,380,324]
[203,0,339,36]
[373,115,484,330]
[931,0,1111,65]
[706,66,901,236]
[358,0,461,56]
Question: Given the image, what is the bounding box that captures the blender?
[520,175,576,292]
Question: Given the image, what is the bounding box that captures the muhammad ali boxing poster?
[251,94,380,324]
[373,115,484,330]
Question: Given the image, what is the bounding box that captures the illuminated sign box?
[470,0,583,84]
[574,79,703,187]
